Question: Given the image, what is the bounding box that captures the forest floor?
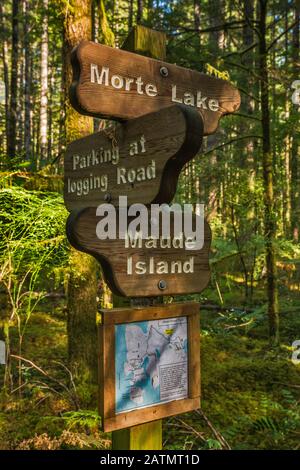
[0,282,299,450]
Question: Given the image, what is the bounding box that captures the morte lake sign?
[64,105,203,211]
[67,208,211,297]
[70,41,241,135]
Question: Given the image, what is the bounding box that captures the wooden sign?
[70,40,241,135]
[64,105,203,211]
[98,302,200,432]
[67,208,211,297]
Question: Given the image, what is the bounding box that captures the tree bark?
[24,0,32,160]
[258,0,279,343]
[194,0,201,52]
[8,0,19,158]
[208,0,225,51]
[39,0,48,167]
[58,37,66,163]
[291,0,300,241]
[0,3,10,154]
[137,0,143,24]
[92,0,99,42]
[16,21,24,157]
[194,1,201,34]
[129,0,134,29]
[206,0,224,218]
[47,71,54,161]
[92,0,99,133]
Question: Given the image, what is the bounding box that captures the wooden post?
[112,421,163,450]
[111,25,166,451]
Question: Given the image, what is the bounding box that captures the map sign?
[99,302,200,432]
[115,316,188,413]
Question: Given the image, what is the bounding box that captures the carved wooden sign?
[67,208,211,297]
[70,40,241,135]
[64,105,203,211]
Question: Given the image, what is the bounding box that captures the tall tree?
[291,0,300,241]
[129,0,134,29]
[258,0,279,343]
[8,0,19,158]
[24,0,32,160]
[194,1,201,35]
[39,0,48,167]
[137,0,143,24]
[0,3,10,154]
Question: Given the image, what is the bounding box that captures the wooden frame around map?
[98,302,200,432]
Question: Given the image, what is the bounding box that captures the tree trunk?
[63,0,98,386]
[58,37,66,163]
[16,25,24,157]
[0,3,10,154]
[24,0,32,161]
[258,0,279,344]
[129,0,134,29]
[137,0,143,24]
[92,0,100,133]
[194,0,201,53]
[8,0,19,158]
[47,71,54,161]
[208,0,225,51]
[92,0,99,42]
[207,0,224,218]
[39,0,48,168]
[291,0,300,241]
[194,1,201,35]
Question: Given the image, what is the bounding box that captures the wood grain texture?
[112,420,163,450]
[98,303,201,433]
[103,397,200,432]
[188,314,201,399]
[98,322,115,418]
[101,301,199,324]
[64,105,203,211]
[122,25,167,60]
[67,209,212,297]
[70,40,241,135]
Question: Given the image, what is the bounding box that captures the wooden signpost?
[64,24,241,450]
[67,208,211,297]
[70,40,240,136]
[64,105,204,210]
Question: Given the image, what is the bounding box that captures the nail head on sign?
[158,280,167,290]
[159,66,169,77]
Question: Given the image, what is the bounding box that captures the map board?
[98,302,200,432]
[115,316,188,413]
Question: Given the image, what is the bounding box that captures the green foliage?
[62,410,101,431]
[0,0,300,451]
[0,186,69,275]
[99,0,115,46]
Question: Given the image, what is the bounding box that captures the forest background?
[0,0,299,451]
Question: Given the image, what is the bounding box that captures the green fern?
[62,410,101,431]
[252,416,280,432]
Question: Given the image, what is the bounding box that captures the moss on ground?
[0,289,299,450]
